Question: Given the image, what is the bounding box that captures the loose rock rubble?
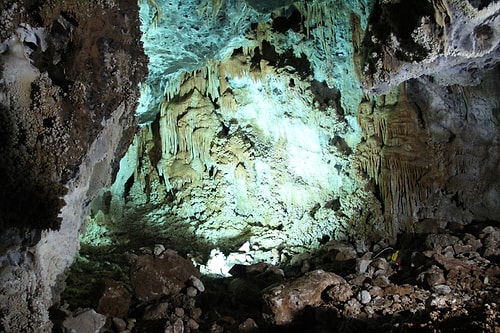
[55,224,499,332]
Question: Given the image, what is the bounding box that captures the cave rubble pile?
[52,223,499,332]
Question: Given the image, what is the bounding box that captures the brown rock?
[95,278,132,318]
[418,265,446,287]
[190,307,203,320]
[425,234,459,252]
[142,302,169,320]
[186,318,200,330]
[130,250,200,302]
[238,318,259,333]
[369,286,384,298]
[371,257,389,271]
[325,281,353,303]
[482,227,500,257]
[372,275,391,288]
[112,317,127,332]
[262,270,349,325]
[324,240,357,261]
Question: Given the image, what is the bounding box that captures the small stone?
[190,307,202,320]
[372,275,391,288]
[433,284,451,295]
[189,275,205,292]
[344,298,362,316]
[172,318,184,333]
[127,318,136,330]
[371,257,389,271]
[453,243,473,255]
[186,286,198,297]
[238,241,251,252]
[324,240,357,261]
[112,317,127,332]
[425,234,459,252]
[154,244,166,256]
[238,318,259,332]
[174,307,184,318]
[421,265,446,287]
[290,252,311,267]
[357,258,371,274]
[186,318,199,330]
[62,309,107,333]
[465,237,482,252]
[210,323,224,333]
[358,290,371,304]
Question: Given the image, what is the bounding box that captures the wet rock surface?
[55,222,499,332]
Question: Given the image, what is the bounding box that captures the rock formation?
[0,0,146,330]
[0,0,499,331]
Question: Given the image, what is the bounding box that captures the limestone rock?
[481,226,500,257]
[62,309,106,333]
[238,318,259,333]
[0,0,146,329]
[262,269,349,325]
[358,290,371,304]
[130,251,201,302]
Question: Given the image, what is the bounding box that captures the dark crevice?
[251,40,311,80]
[272,6,302,33]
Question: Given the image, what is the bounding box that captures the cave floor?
[58,220,500,333]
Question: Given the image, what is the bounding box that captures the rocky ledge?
[54,222,499,332]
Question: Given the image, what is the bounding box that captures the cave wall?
[0,0,146,331]
[87,0,499,266]
[356,72,500,237]
[86,0,382,267]
[87,46,382,265]
[355,0,500,235]
[0,0,499,330]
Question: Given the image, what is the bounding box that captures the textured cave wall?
[0,0,146,331]
[85,0,382,267]
[356,72,500,237]
[86,0,500,268]
[355,0,500,235]
[360,0,500,93]
[87,48,381,263]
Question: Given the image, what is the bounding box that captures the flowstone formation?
[0,0,146,331]
[356,0,500,236]
[86,0,380,269]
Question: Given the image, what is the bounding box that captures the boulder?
[262,269,349,325]
[130,250,200,302]
[62,309,107,333]
[95,277,132,318]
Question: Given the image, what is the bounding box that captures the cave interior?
[0,0,499,332]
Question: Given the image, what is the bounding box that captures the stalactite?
[356,84,441,235]
[140,0,162,31]
[295,0,336,65]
